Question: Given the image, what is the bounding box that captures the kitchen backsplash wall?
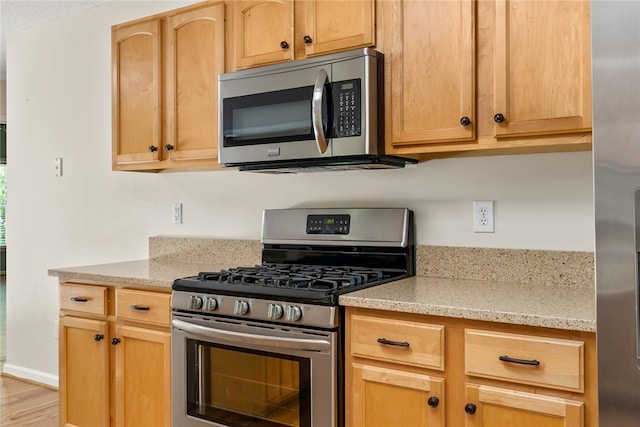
[150,236,594,289]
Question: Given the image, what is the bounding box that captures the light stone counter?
[48,259,234,290]
[339,276,596,332]
[49,236,596,332]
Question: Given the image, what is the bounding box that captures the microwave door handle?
[312,68,329,154]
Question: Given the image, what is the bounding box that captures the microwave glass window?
[223,85,328,147]
[186,339,312,427]
[233,100,310,140]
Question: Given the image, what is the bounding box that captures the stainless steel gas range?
[171,208,415,427]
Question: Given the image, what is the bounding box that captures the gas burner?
[196,263,387,292]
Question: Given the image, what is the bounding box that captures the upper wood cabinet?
[232,0,375,69]
[112,20,162,168]
[233,0,294,68]
[112,2,225,171]
[381,0,592,159]
[493,0,591,138]
[384,0,475,147]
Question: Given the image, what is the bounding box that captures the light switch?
[54,157,63,177]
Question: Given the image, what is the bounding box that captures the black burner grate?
[196,263,389,292]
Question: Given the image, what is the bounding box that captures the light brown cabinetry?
[379,0,592,158]
[112,1,225,171]
[347,312,446,427]
[59,283,172,427]
[231,0,374,69]
[345,307,597,427]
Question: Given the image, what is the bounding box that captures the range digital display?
[306,215,350,235]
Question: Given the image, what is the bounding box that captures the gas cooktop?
[172,208,415,313]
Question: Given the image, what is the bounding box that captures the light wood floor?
[0,375,58,426]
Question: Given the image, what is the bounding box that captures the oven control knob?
[234,300,249,315]
[188,296,203,310]
[267,304,284,320]
[286,306,302,322]
[204,297,218,311]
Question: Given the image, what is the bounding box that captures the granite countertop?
[339,276,596,332]
[48,236,596,333]
[48,259,230,290]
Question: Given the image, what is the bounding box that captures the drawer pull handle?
[377,338,410,348]
[499,355,540,366]
[130,305,150,311]
[70,297,89,302]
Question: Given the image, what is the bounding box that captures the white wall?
[3,1,594,384]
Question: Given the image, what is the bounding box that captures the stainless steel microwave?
[218,48,415,172]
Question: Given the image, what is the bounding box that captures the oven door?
[172,313,339,427]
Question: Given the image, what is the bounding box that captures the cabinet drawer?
[350,314,444,370]
[465,329,584,392]
[59,283,107,316]
[116,288,171,327]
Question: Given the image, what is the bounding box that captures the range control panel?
[306,214,351,235]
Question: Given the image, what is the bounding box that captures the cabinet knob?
[303,35,313,45]
[460,116,471,127]
[111,337,121,345]
[427,396,440,408]
[280,41,289,50]
[94,334,104,342]
[493,113,505,123]
[464,403,477,415]
[165,144,174,151]
[148,145,158,153]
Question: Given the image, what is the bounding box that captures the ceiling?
[1,0,111,80]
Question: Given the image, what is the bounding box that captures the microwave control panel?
[331,79,362,138]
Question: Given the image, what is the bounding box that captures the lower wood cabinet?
[464,384,583,427]
[351,363,445,426]
[59,283,171,427]
[345,307,597,427]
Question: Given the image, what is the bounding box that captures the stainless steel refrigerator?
[592,1,640,425]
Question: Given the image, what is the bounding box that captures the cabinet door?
[302,0,374,57]
[350,363,444,427]
[165,3,225,163]
[234,0,294,69]
[112,19,162,166]
[385,0,475,152]
[464,384,583,427]
[493,0,591,137]
[113,324,171,427]
[59,316,110,427]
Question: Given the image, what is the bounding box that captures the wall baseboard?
[1,363,58,389]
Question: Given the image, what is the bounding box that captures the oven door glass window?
[222,85,328,147]
[186,339,311,427]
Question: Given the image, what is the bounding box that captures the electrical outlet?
[172,203,183,225]
[473,200,494,233]
[54,319,59,340]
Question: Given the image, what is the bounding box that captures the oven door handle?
[172,319,331,352]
